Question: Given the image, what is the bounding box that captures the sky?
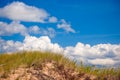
[0,0,120,67]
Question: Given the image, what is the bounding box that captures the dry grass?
[0,51,120,80]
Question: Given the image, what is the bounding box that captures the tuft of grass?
[0,51,120,79]
[0,51,77,74]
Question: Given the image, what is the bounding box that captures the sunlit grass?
[0,51,120,79]
[0,51,76,73]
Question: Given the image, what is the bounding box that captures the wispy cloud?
[29,26,40,34]
[57,19,75,33]
[42,27,56,38]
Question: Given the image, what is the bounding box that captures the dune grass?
[0,51,77,74]
[0,51,120,79]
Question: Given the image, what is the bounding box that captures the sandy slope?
[0,61,97,80]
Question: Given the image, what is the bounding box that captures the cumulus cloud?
[0,36,63,53]
[0,36,120,67]
[0,38,23,53]
[64,42,120,66]
[0,2,49,23]
[23,36,63,53]
[57,19,75,33]
[0,21,28,36]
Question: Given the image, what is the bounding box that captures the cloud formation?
[0,36,63,53]
[0,1,119,67]
[64,42,120,66]
[23,36,63,53]
[0,2,76,34]
[57,19,75,33]
[0,36,120,67]
[0,21,56,37]
[0,38,23,53]
[0,21,28,36]
[0,2,49,23]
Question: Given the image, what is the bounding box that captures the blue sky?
[0,0,120,66]
[0,0,120,47]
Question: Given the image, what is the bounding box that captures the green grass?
[0,51,120,79]
[0,51,77,73]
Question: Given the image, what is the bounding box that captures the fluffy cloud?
[57,19,75,33]
[0,36,63,53]
[0,21,56,37]
[0,21,28,36]
[0,2,76,34]
[48,16,58,23]
[0,36,120,67]
[0,38,23,53]
[0,2,49,23]
[23,36,63,53]
[64,42,120,66]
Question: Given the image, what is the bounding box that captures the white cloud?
[0,36,63,53]
[49,16,58,23]
[88,58,116,65]
[0,21,28,36]
[0,2,76,34]
[64,42,120,66]
[0,39,23,53]
[23,36,63,53]
[0,1,76,36]
[57,19,75,33]
[29,26,56,38]
[0,21,56,37]
[29,26,40,34]
[0,1,119,67]
[0,2,49,23]
[0,36,120,66]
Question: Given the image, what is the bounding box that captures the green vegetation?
[0,51,120,79]
[0,51,77,75]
